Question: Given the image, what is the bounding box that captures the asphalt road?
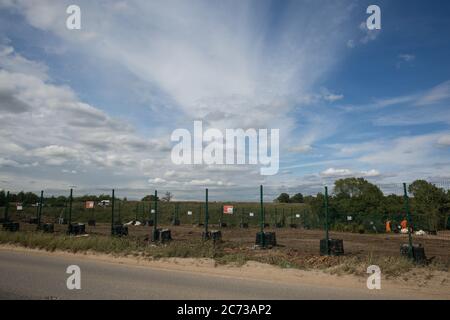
[0,249,415,300]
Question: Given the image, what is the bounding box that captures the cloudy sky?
[0,0,450,200]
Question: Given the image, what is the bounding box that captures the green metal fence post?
[38,190,44,227]
[152,190,158,241]
[118,201,121,224]
[260,185,265,247]
[274,208,277,226]
[4,191,10,222]
[111,189,115,235]
[67,189,72,226]
[205,189,209,234]
[325,186,330,255]
[403,183,414,258]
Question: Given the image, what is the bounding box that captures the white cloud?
[320,167,381,178]
[398,54,415,62]
[148,178,166,184]
[437,135,450,147]
[288,145,313,154]
[320,168,353,177]
[415,80,450,106]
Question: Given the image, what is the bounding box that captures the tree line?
[276,178,450,232]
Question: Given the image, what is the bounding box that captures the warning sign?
[223,205,234,214]
[85,201,94,209]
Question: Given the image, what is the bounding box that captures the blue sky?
[0,0,449,200]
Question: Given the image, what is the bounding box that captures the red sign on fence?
[223,205,234,214]
[85,201,94,209]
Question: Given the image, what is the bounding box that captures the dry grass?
[1,230,448,279]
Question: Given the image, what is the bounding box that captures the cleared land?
[3,222,450,271]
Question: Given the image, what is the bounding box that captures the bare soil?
[17,221,450,265]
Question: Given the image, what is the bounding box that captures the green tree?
[290,193,304,203]
[275,193,290,203]
[333,178,384,228]
[408,180,447,230]
[142,195,159,201]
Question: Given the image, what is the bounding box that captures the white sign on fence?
[17,205,23,211]
[151,209,155,214]
[187,211,192,216]
[347,216,353,221]
[295,214,300,218]
[249,212,254,217]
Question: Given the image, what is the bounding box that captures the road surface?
[0,248,438,300]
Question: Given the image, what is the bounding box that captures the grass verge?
[1,231,448,278]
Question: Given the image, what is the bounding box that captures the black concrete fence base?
[240,223,249,229]
[289,223,298,228]
[68,223,86,236]
[202,230,222,242]
[112,225,128,237]
[172,219,180,226]
[320,239,344,256]
[29,218,38,225]
[88,220,96,227]
[38,223,54,233]
[255,232,277,248]
[152,228,172,243]
[2,222,19,232]
[400,243,426,263]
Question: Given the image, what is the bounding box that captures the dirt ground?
[16,220,450,265]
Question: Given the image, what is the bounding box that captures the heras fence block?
[289,223,298,228]
[172,219,180,226]
[3,222,20,232]
[202,230,222,241]
[144,220,154,227]
[275,222,284,228]
[38,223,54,233]
[68,223,86,235]
[160,229,172,242]
[240,223,249,229]
[219,222,227,228]
[112,225,128,237]
[255,232,277,247]
[88,220,96,227]
[152,228,172,243]
[400,243,426,263]
[320,239,344,256]
[29,218,38,224]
